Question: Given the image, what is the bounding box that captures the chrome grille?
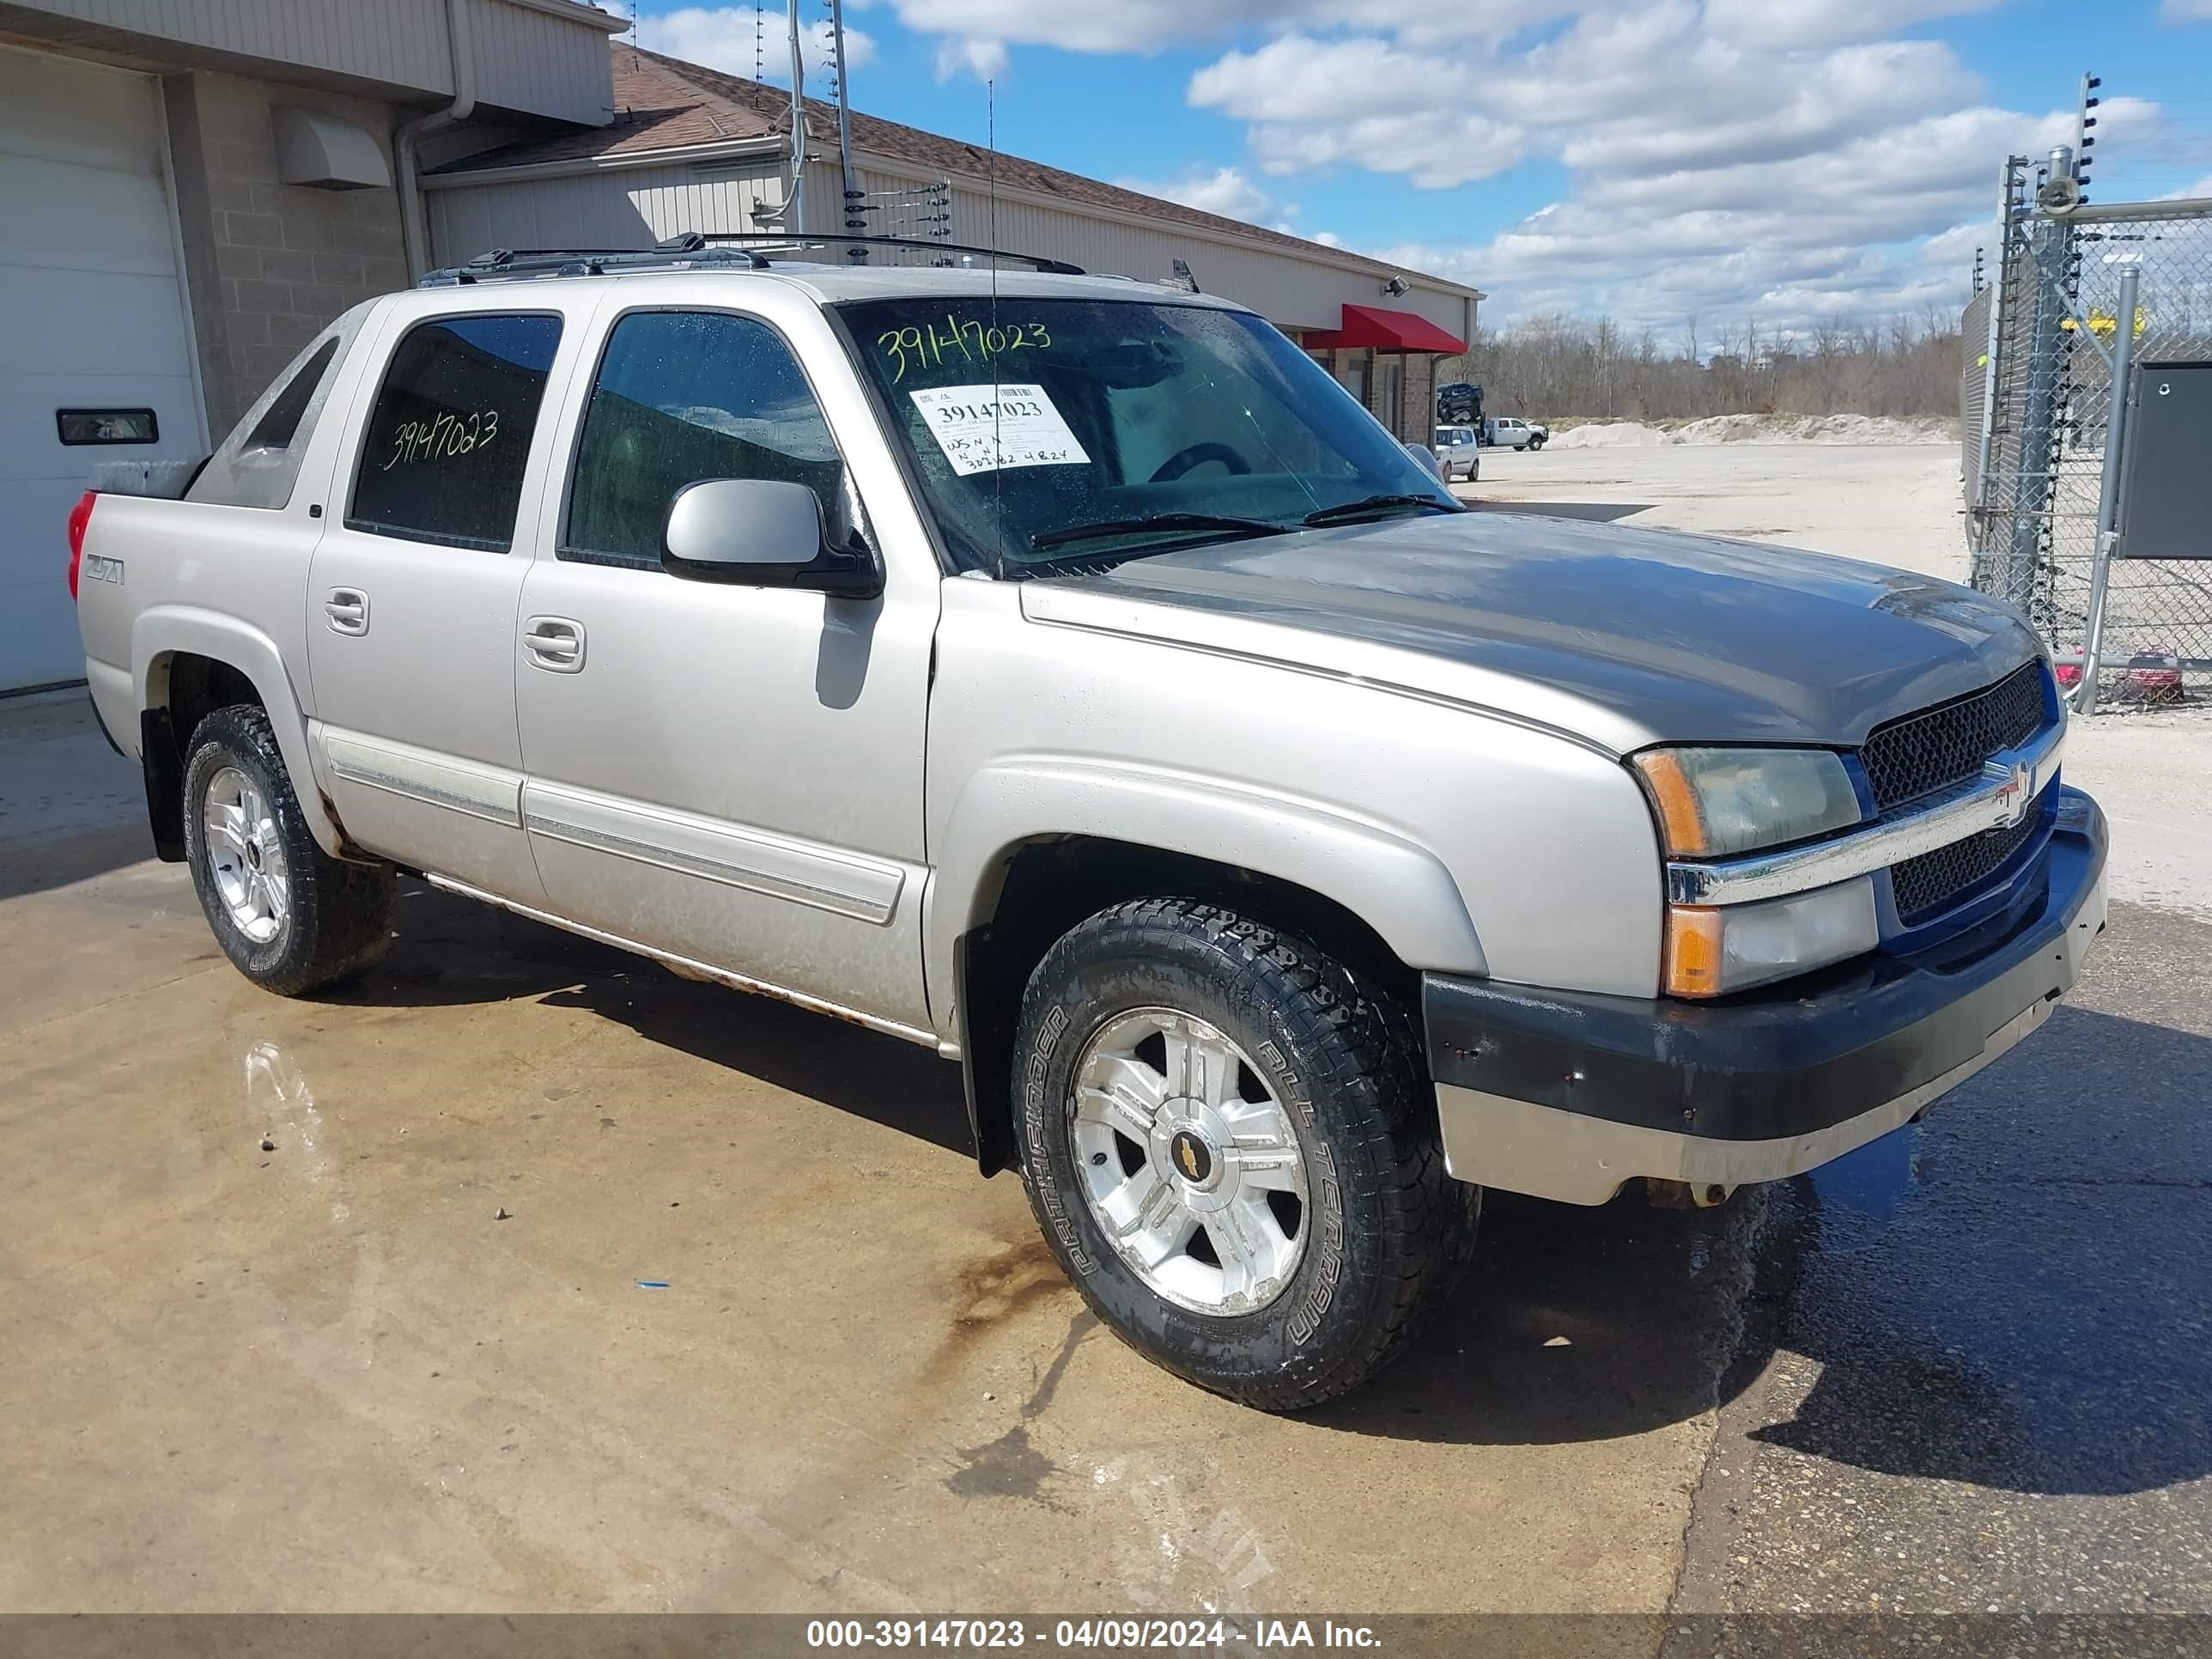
[1890,803,2043,925]
[1861,662,2047,813]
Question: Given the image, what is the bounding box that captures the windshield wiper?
[1030,513,1291,552]
[1301,494,1462,527]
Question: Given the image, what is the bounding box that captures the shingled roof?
[436,46,1462,291]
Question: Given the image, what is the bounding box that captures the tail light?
[67,489,95,601]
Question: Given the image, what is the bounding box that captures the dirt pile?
[1554,414,1960,449]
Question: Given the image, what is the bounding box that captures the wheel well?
[142,653,267,860]
[957,836,1422,1176]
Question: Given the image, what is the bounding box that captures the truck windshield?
[836,297,1457,574]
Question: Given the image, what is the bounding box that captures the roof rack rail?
[700,233,1085,276]
[416,233,769,287]
[414,232,1085,289]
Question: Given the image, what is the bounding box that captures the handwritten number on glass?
[383,408,500,471]
[875,317,1054,383]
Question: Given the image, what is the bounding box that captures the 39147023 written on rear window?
[345,312,562,553]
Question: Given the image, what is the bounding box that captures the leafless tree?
[1432,307,1965,422]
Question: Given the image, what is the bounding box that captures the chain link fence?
[1966,154,2212,711]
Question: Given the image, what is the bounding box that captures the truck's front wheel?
[1012,898,1478,1410]
[181,704,395,996]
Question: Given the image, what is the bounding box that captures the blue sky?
[621,1,2212,341]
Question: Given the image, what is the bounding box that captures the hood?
[1018,512,2044,755]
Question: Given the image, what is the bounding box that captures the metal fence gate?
[1966,106,2212,714]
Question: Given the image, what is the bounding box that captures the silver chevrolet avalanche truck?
[70,243,2107,1410]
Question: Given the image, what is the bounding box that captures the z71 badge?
[80,555,125,586]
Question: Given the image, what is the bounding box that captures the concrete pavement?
[1,690,1740,1616]
[8,441,2211,1623]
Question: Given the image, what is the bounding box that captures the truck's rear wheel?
[1012,898,1478,1410]
[181,704,394,996]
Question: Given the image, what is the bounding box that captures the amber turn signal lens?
[1635,749,1711,857]
[1665,906,1727,998]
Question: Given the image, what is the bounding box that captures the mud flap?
[140,707,185,862]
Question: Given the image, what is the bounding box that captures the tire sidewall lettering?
[1263,1042,1343,1351]
[1024,1002,1096,1275]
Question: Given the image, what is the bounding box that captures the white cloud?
[831,0,2178,328]
[891,0,1274,52]
[933,36,1008,81]
[1116,165,1278,222]
[891,0,2014,54]
[622,5,874,81]
[1702,0,2001,49]
[1176,13,2170,330]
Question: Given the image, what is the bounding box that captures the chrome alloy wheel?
[1068,1006,1310,1316]
[202,765,289,945]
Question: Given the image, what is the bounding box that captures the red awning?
[1301,303,1466,356]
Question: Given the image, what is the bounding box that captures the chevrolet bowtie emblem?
[1987,758,2033,829]
[1169,1129,1212,1183]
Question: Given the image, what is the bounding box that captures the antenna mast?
[829,0,860,259]
[786,1,807,234]
[987,77,1005,580]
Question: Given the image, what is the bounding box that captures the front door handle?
[523,616,586,673]
[324,588,369,636]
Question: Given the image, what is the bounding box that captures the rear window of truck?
[346,313,562,552]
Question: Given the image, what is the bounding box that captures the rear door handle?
[324,588,369,635]
[523,616,585,672]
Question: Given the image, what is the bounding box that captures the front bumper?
[1425,787,2108,1205]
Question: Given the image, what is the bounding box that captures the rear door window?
[346,313,562,551]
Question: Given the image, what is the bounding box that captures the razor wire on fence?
[1966,106,2212,713]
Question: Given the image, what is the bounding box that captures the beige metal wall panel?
[465,0,617,126]
[6,0,618,125]
[429,155,1474,345]
[425,159,787,265]
[5,0,453,94]
[847,166,1472,341]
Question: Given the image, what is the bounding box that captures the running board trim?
[422,872,953,1055]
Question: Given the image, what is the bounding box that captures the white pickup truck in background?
[1484,416,1548,450]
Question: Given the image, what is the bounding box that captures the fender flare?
[132,606,348,858]
[924,757,1486,1030]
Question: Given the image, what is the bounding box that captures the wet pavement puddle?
[1802,1121,1923,1249]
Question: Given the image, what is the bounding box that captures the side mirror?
[1404,441,1445,483]
[661,477,883,599]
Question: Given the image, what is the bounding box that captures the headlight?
[1633,746,1862,858]
[1666,878,1880,997]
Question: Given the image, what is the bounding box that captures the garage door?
[0,46,204,691]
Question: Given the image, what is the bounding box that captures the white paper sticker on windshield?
[908,383,1091,477]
